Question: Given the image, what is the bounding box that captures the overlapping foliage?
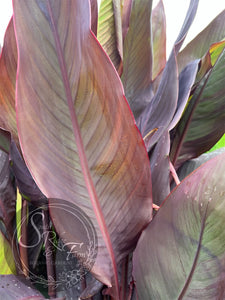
[0,0,225,299]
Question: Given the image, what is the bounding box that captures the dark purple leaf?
[137,50,178,151]
[169,59,199,131]
[90,0,98,36]
[0,275,46,299]
[150,131,170,206]
[0,128,46,205]
[0,149,16,230]
[170,42,225,168]
[134,152,225,299]
[79,278,103,299]
[10,141,47,204]
[137,0,199,151]
[0,128,11,154]
[178,9,225,72]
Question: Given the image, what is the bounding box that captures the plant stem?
[42,209,56,298]
[169,161,180,185]
[120,255,129,299]
[127,280,135,300]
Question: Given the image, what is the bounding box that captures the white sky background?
[0,1,224,54]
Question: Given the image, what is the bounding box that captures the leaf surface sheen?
[0,18,18,146]
[122,0,153,119]
[133,152,225,299]
[13,0,152,291]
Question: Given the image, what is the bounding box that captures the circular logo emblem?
[9,199,98,291]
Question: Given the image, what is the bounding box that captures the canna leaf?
[178,9,225,72]
[13,0,152,294]
[0,149,16,231]
[152,0,166,80]
[0,128,46,205]
[97,0,123,73]
[150,131,170,206]
[170,42,225,168]
[10,141,47,204]
[137,50,178,151]
[137,0,199,151]
[0,18,18,147]
[90,0,98,36]
[133,152,225,299]
[121,0,132,42]
[122,0,153,119]
[0,275,46,299]
[169,59,199,131]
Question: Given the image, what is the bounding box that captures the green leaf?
[133,152,225,299]
[97,0,123,72]
[13,0,152,294]
[208,134,225,152]
[0,231,16,275]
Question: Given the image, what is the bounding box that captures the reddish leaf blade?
[90,0,98,36]
[121,0,132,42]
[13,0,152,292]
[0,18,18,146]
[134,152,225,299]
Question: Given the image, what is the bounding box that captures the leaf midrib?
[178,202,209,299]
[46,0,119,294]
